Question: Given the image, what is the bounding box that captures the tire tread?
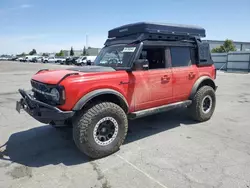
[189,86,216,122]
[73,102,128,159]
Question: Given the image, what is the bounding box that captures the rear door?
[170,46,198,102]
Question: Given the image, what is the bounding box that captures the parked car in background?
[0,57,8,61]
[17,57,25,62]
[75,56,85,65]
[20,55,41,62]
[30,57,39,63]
[10,57,19,61]
[36,57,45,63]
[44,57,66,64]
[65,56,80,65]
[75,56,97,65]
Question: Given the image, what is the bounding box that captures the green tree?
[70,47,74,56]
[29,49,37,55]
[56,50,64,57]
[211,39,237,53]
[83,46,87,55]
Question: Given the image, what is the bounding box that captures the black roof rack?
[108,22,206,39]
[104,33,199,46]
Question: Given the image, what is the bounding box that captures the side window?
[138,46,168,69]
[170,47,192,67]
[190,48,197,64]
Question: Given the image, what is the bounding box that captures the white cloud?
[0,4,33,14]
[20,4,32,9]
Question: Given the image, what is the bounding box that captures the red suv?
[16,22,217,159]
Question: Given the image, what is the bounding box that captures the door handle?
[188,72,196,79]
[120,81,130,85]
[161,75,170,82]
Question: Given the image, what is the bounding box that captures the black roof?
[108,22,206,39]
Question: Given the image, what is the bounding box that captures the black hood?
[67,65,116,73]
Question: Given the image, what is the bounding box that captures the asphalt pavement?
[0,61,250,188]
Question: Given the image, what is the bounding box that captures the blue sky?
[0,0,249,54]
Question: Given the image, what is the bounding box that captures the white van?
[76,56,97,65]
[23,55,41,62]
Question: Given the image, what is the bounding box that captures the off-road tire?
[73,102,128,159]
[189,86,216,122]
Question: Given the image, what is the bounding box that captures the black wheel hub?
[96,120,115,142]
[202,96,212,113]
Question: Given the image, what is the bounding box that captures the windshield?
[94,44,139,68]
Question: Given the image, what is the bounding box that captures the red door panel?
[172,65,198,102]
[132,68,173,111]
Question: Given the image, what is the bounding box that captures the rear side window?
[170,47,192,67]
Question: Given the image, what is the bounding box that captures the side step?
[128,100,192,120]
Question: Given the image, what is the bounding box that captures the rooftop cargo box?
[108,22,206,39]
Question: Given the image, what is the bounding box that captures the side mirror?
[133,59,149,70]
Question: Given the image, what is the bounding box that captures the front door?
[169,46,198,102]
[132,46,173,111]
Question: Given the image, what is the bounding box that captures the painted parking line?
[116,154,168,188]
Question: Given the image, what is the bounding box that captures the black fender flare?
[189,76,216,100]
[72,89,129,111]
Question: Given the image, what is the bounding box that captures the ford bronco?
[16,22,217,159]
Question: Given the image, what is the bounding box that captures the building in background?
[203,40,250,52]
[62,47,101,57]
[87,48,101,56]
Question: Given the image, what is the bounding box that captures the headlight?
[50,88,60,101]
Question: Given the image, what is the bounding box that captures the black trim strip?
[36,69,49,74]
[128,100,192,119]
[57,73,79,85]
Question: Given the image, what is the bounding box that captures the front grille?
[31,80,56,105]
[31,79,54,93]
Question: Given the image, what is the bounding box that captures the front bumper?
[16,89,74,124]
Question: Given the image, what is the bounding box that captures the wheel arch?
[189,76,216,100]
[72,89,129,113]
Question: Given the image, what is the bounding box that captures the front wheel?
[73,102,128,159]
[189,86,216,122]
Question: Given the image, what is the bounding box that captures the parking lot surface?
[0,61,250,188]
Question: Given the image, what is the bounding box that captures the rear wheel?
[73,102,128,159]
[189,86,216,122]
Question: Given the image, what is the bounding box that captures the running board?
[128,100,192,119]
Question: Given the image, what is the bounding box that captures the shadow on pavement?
[0,126,89,167]
[125,108,197,144]
[0,109,197,167]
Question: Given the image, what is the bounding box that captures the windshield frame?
[94,43,141,70]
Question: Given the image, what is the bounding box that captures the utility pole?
[86,34,89,49]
